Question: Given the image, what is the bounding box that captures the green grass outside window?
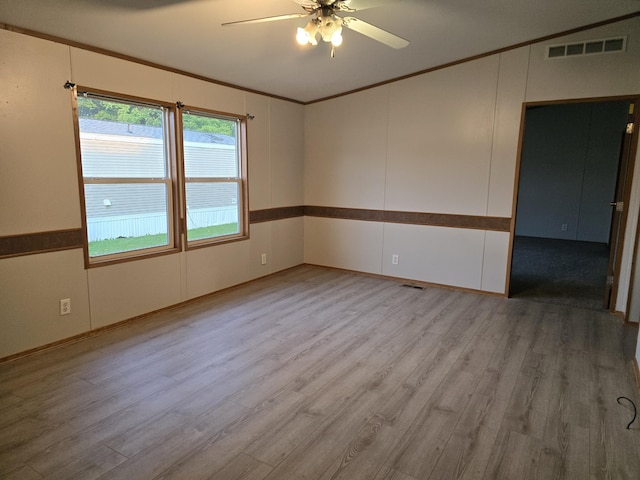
[89,223,239,257]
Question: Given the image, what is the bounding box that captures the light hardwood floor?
[1,265,639,479]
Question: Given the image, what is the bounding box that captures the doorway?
[510,99,634,310]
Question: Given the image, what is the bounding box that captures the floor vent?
[401,284,425,290]
[547,36,626,59]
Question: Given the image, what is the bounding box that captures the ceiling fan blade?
[222,12,311,27]
[292,0,322,13]
[339,0,402,11]
[342,17,409,49]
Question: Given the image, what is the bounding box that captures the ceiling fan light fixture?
[331,28,343,47]
[226,1,410,57]
[296,26,309,45]
[296,11,345,54]
[296,20,319,45]
[319,14,341,43]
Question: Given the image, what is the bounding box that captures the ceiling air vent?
[546,36,627,59]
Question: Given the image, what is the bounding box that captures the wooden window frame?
[72,87,180,267]
[71,88,250,268]
[178,105,249,251]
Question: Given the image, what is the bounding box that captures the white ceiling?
[1,0,638,103]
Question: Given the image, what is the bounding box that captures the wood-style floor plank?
[0,265,638,480]
[483,428,541,480]
[373,466,418,480]
[3,464,43,480]
[208,453,272,480]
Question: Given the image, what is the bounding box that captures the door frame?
[506,94,640,313]
[607,100,639,308]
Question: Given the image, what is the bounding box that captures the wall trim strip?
[250,206,305,224]
[0,229,84,259]
[304,206,511,231]
[1,207,511,258]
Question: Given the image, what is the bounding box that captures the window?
[76,92,177,263]
[181,108,248,247]
[74,89,248,266]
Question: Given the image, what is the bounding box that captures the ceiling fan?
[222,0,409,57]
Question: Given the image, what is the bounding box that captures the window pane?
[183,113,238,178]
[76,94,175,262]
[185,182,240,241]
[84,183,170,257]
[78,97,167,178]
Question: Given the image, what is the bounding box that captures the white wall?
[304,52,522,294]
[0,29,304,358]
[305,17,640,300]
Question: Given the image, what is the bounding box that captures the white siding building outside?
[80,119,238,241]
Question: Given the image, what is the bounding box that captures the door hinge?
[607,275,614,286]
[627,122,634,134]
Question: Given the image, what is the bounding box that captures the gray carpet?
[509,236,610,310]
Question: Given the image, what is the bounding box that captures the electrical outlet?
[261,253,267,265]
[60,298,71,316]
[561,224,568,232]
[392,254,399,265]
